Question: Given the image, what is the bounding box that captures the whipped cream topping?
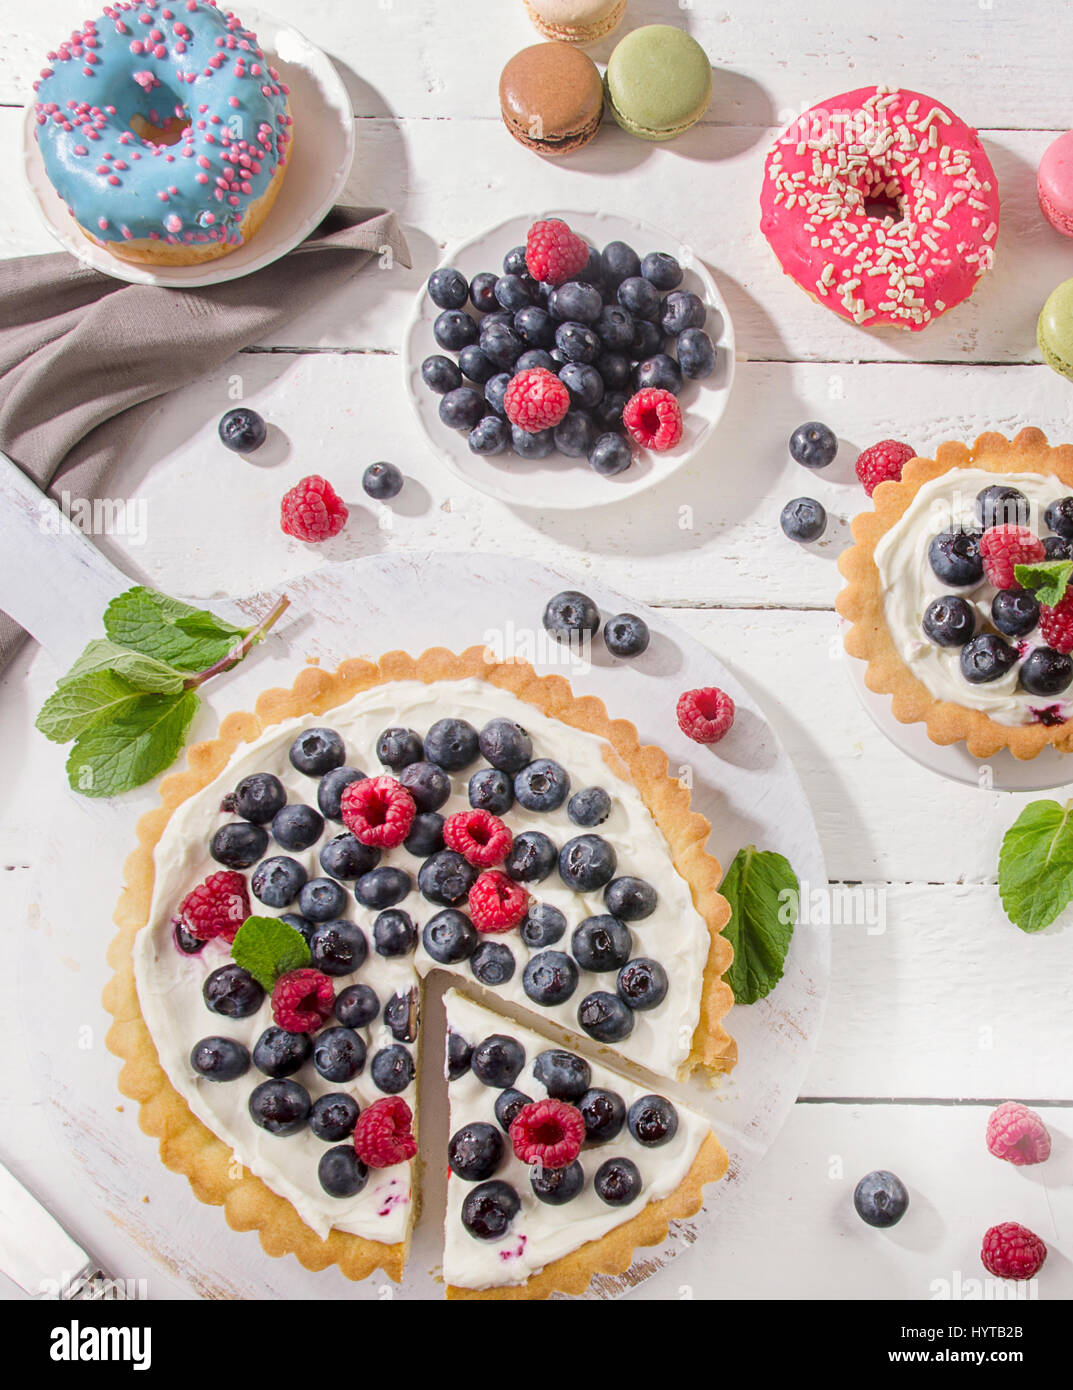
[874,470,1073,726]
[443,990,710,1291]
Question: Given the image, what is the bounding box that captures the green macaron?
[605,24,713,141]
[1038,277,1073,381]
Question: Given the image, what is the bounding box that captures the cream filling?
[135,678,713,1243]
[443,990,710,1290]
[874,470,1073,726]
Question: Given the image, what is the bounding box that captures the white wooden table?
[1,0,1073,1301]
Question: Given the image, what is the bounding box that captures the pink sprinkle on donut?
[73,144,88,156]
[97,216,108,230]
[165,213,181,232]
[106,173,120,185]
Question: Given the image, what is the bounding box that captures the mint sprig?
[231,916,311,990]
[719,846,799,1004]
[998,799,1073,933]
[1013,559,1073,610]
[35,586,289,798]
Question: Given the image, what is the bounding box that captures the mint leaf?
[61,638,185,693]
[998,799,1073,933]
[231,916,311,990]
[1013,560,1073,610]
[35,670,144,743]
[65,689,199,798]
[719,846,798,1004]
[104,587,247,671]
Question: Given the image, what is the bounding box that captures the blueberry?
[279,912,315,944]
[579,1088,626,1144]
[422,908,478,962]
[503,245,528,276]
[470,940,515,987]
[602,240,641,289]
[960,633,1018,683]
[234,772,286,824]
[480,322,525,368]
[928,530,984,586]
[218,407,267,454]
[991,589,1039,638]
[977,485,1030,530]
[604,877,657,921]
[627,1095,678,1146]
[555,321,601,366]
[494,273,536,311]
[318,1145,368,1197]
[469,270,499,313]
[594,1156,642,1206]
[405,812,445,856]
[594,303,635,351]
[676,328,717,380]
[251,855,308,908]
[447,1029,473,1081]
[481,310,514,333]
[427,266,469,310]
[334,982,380,1029]
[310,1093,360,1143]
[248,1079,310,1136]
[309,918,368,976]
[373,909,417,957]
[603,613,649,657]
[593,392,628,433]
[505,830,558,882]
[554,410,596,458]
[362,461,403,500]
[174,922,206,954]
[559,835,617,892]
[630,318,662,358]
[478,718,533,773]
[289,728,345,777]
[422,354,463,395]
[589,433,632,476]
[572,914,632,971]
[568,787,612,826]
[780,497,827,543]
[515,760,571,812]
[317,767,365,821]
[270,804,324,852]
[190,1036,250,1082]
[298,876,350,922]
[788,420,838,469]
[922,595,977,647]
[515,349,557,373]
[660,290,706,336]
[543,590,600,639]
[461,1180,520,1240]
[1044,536,1073,560]
[471,1034,526,1088]
[576,246,606,287]
[640,251,683,290]
[354,867,413,910]
[252,1026,312,1079]
[531,1160,585,1205]
[203,964,264,1019]
[376,726,423,771]
[399,760,451,812]
[1046,496,1073,538]
[635,353,682,396]
[596,351,632,391]
[319,832,380,881]
[618,957,669,1010]
[449,1122,505,1182]
[439,387,486,432]
[494,1088,531,1131]
[617,277,660,321]
[533,1048,590,1100]
[371,1045,415,1095]
[211,821,268,869]
[548,281,603,324]
[312,1026,366,1083]
[384,988,419,1043]
[514,305,556,349]
[451,344,495,383]
[559,362,604,410]
[1021,647,1073,695]
[469,415,511,455]
[425,717,480,771]
[484,372,513,416]
[433,308,478,353]
[522,950,579,1006]
[419,851,478,906]
[521,902,567,948]
[511,425,555,458]
[853,1169,909,1228]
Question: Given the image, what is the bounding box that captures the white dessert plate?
[20,6,354,289]
[401,210,735,510]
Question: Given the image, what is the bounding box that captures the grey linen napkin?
[0,205,411,670]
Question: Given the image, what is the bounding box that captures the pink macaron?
[1039,130,1073,236]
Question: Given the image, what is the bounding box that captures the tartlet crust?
[837,427,1073,760]
[104,647,735,1290]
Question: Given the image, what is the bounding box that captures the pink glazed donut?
[760,85,1000,331]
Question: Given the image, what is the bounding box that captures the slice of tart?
[442,989,727,1299]
[838,428,1073,759]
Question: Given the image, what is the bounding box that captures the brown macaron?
[499,42,604,156]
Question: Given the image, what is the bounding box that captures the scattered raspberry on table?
[676,687,736,744]
[980,1222,1047,1280]
[985,1101,1052,1166]
[280,474,348,542]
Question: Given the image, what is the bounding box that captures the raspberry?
[468,870,529,933]
[280,474,348,543]
[509,1099,585,1168]
[353,1096,417,1169]
[978,525,1045,590]
[854,439,916,496]
[271,967,335,1032]
[177,870,249,943]
[622,388,683,451]
[443,810,513,867]
[340,775,416,848]
[525,218,589,286]
[980,1222,1047,1280]
[986,1101,1052,1166]
[676,687,735,744]
[504,368,570,433]
[1039,592,1073,654]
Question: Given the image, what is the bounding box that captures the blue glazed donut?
[32,1,293,265]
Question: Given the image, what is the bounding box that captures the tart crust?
[104,647,735,1287]
[837,428,1073,760]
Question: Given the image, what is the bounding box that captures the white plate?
[402,210,736,510]
[20,7,354,289]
